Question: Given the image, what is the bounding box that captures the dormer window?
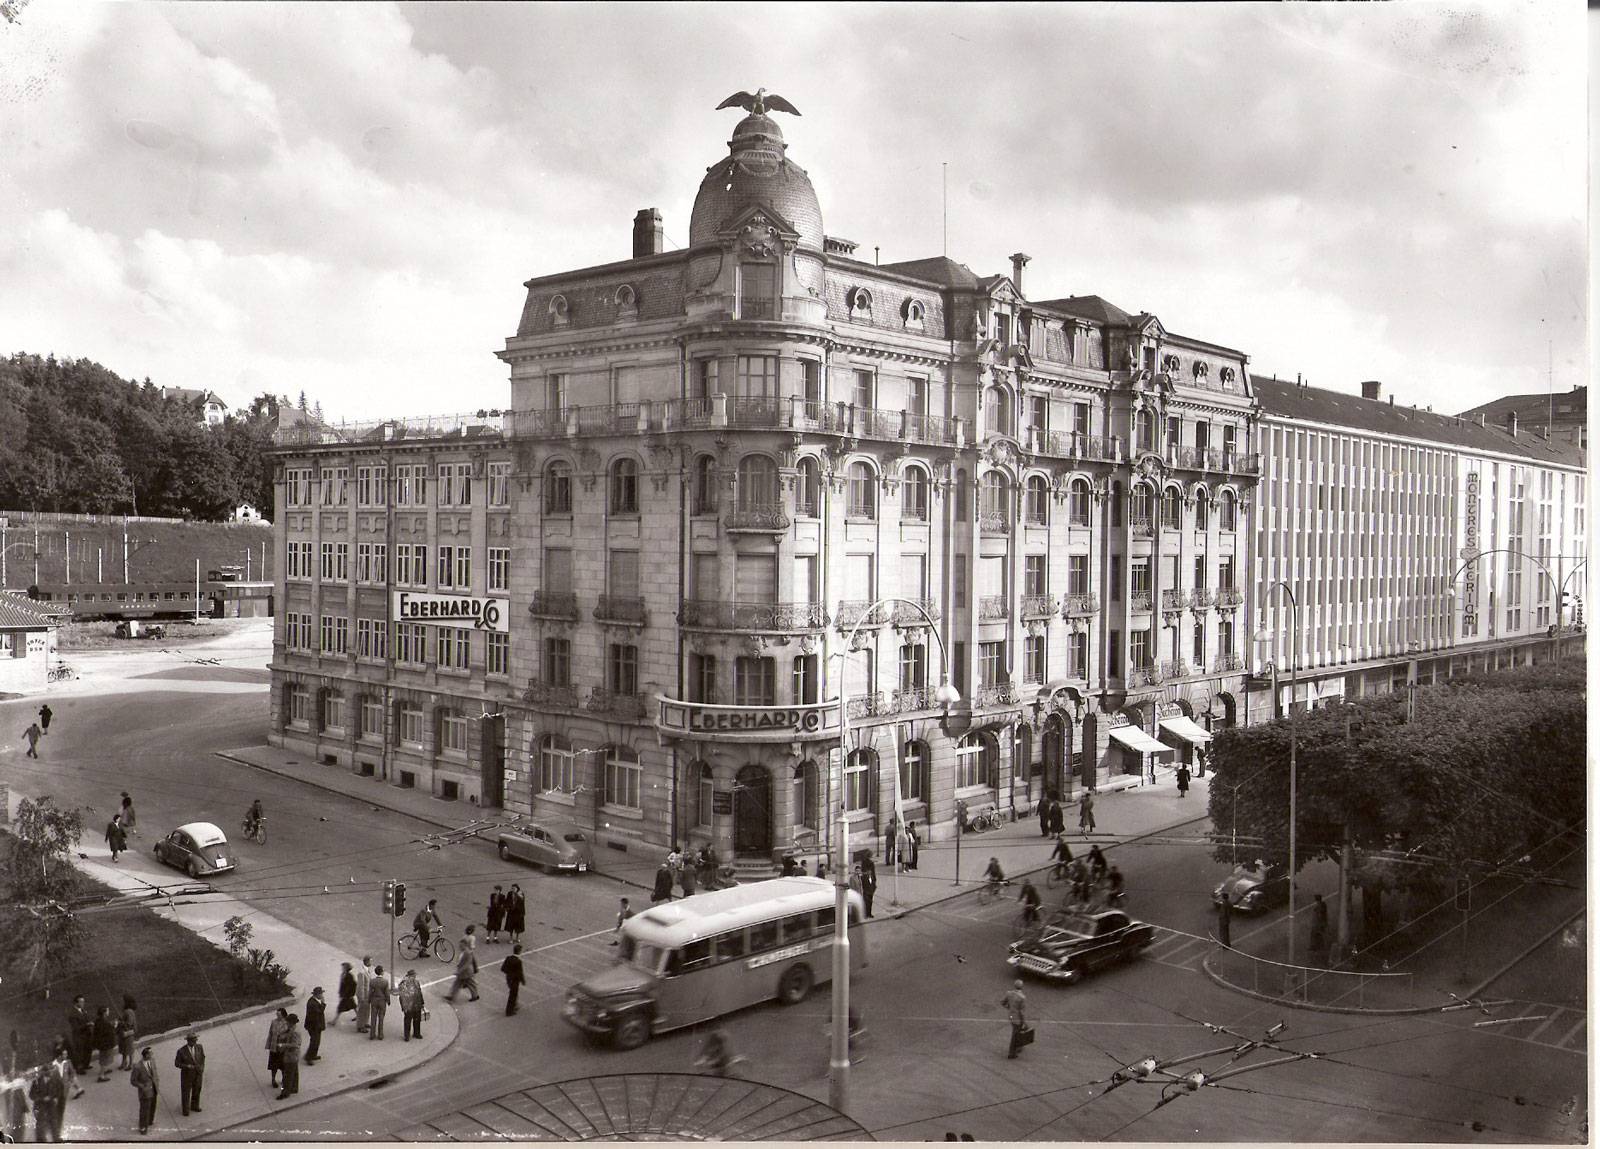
[549,294,569,327]
[902,298,926,332]
[614,283,638,321]
[848,287,873,321]
[739,263,775,320]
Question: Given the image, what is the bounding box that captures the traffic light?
[1454,876,1470,912]
[393,882,407,918]
[382,879,396,915]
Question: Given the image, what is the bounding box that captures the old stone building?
[269,99,1260,867]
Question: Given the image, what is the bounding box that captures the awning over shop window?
[1159,716,1214,745]
[1110,725,1175,755]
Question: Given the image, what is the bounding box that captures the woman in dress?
[117,995,138,1070]
[486,886,506,944]
[504,885,526,947]
[120,791,139,836]
[905,822,920,872]
[334,962,359,1026]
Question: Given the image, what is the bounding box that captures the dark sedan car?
[1213,861,1288,913]
[497,820,594,873]
[1007,908,1156,984]
[154,821,235,877]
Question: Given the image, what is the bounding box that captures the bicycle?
[977,877,1012,905]
[47,664,75,682]
[965,808,1003,834]
[399,932,456,964]
[240,817,267,845]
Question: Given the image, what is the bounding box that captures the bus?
[562,876,866,1050]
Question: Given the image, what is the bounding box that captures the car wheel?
[498,842,510,862]
[777,963,814,1006]
[1061,966,1082,986]
[187,859,201,879]
[613,1013,650,1051]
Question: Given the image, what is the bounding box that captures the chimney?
[1360,380,1382,401]
[1010,252,1031,297]
[632,208,664,258]
[1507,411,1518,437]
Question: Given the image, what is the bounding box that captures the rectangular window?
[907,376,928,416]
[437,546,454,588]
[952,640,966,697]
[544,637,571,686]
[1068,554,1089,595]
[979,640,1005,688]
[843,752,870,812]
[608,644,639,695]
[356,465,388,508]
[734,657,776,706]
[736,354,776,397]
[487,460,511,508]
[690,653,717,703]
[1131,559,1150,599]
[486,632,509,676]
[396,622,428,666]
[792,654,818,704]
[395,464,428,507]
[1111,554,1123,603]
[693,358,719,400]
[398,706,424,747]
[1024,635,1046,684]
[609,549,641,599]
[1193,619,1205,665]
[1029,395,1048,433]
[488,548,511,593]
[1131,629,1152,669]
[1024,554,1047,597]
[455,547,471,590]
[356,618,388,660]
[1193,556,1207,590]
[319,542,334,581]
[546,372,567,411]
[954,554,968,608]
[1069,631,1088,678]
[357,543,373,583]
[320,466,349,506]
[360,696,384,741]
[899,643,927,691]
[285,467,312,507]
[440,711,469,756]
[605,752,642,810]
[1109,630,1122,678]
[739,263,775,320]
[436,627,471,671]
[288,685,311,725]
[540,740,574,794]
[853,369,874,409]
[1219,558,1235,590]
[1073,402,1090,438]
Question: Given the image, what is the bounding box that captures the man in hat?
[304,987,327,1063]
[174,1032,205,1116]
[1003,979,1029,1059]
[131,1046,159,1134]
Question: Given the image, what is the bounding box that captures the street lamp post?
[1255,579,1299,968]
[1447,549,1587,664]
[829,596,958,1115]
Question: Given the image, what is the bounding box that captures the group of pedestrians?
[20,703,53,759]
[481,885,527,946]
[651,845,724,904]
[0,992,144,1140]
[334,957,424,1040]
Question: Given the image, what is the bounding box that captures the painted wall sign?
[1462,472,1480,635]
[655,698,842,743]
[391,592,509,632]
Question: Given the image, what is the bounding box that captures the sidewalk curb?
[1463,906,1586,1000]
[140,994,296,1047]
[1197,948,1438,1016]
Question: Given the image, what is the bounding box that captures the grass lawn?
[0,837,286,1069]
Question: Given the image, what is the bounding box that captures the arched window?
[694,761,715,828]
[954,468,970,521]
[539,733,573,794]
[1161,486,1183,530]
[609,457,639,515]
[1069,478,1092,526]
[692,455,718,515]
[544,461,572,514]
[956,734,995,790]
[1135,408,1154,451]
[1109,481,1123,527]
[1220,489,1238,532]
[980,472,1009,520]
[847,461,876,519]
[1016,724,1034,780]
[902,466,929,522]
[604,745,641,810]
[794,760,819,829]
[1130,483,1154,526]
[844,749,874,812]
[984,386,1009,437]
[795,457,820,516]
[899,739,928,804]
[1024,475,1050,525]
[736,455,778,510]
[1194,487,1210,530]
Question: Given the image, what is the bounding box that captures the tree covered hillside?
[0,353,309,520]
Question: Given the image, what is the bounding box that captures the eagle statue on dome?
[716,88,801,116]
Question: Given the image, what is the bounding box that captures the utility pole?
[124,526,130,585]
[64,531,70,586]
[34,523,40,587]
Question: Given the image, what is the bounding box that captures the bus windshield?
[620,939,670,976]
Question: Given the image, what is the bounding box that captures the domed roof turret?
[689,111,824,251]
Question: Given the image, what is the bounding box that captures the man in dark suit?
[304,987,327,1063]
[174,1032,204,1115]
[501,945,526,1016]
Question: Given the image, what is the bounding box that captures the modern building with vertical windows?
[1248,377,1586,722]
[269,100,1260,868]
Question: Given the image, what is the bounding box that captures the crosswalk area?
[1452,1002,1587,1055]
[1142,926,1212,971]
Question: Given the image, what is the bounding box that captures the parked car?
[497,820,594,873]
[1213,860,1288,913]
[1007,908,1156,984]
[114,621,165,639]
[153,821,235,878]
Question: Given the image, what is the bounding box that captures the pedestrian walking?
[486,885,505,944]
[445,934,481,1003]
[93,1006,117,1082]
[120,791,139,836]
[275,1015,301,1099]
[38,704,52,734]
[905,821,920,871]
[265,1007,289,1088]
[1038,793,1052,838]
[814,856,828,879]
[398,970,425,1041]
[1176,763,1191,797]
[501,944,525,1016]
[117,995,138,1070]
[1146,756,1157,786]
[504,885,526,946]
[54,1040,82,1103]
[29,1054,64,1142]
[334,962,358,1026]
[679,858,697,898]
[1309,893,1330,960]
[859,856,878,917]
[66,995,93,1075]
[174,1032,204,1115]
[354,956,373,1033]
[1048,798,1065,837]
[1,1060,30,1145]
[367,966,391,1040]
[22,722,42,758]
[1078,789,1096,835]
[1002,979,1030,1059]
[611,897,633,946]
[303,988,326,1063]
[105,815,128,863]
[651,861,674,904]
[1217,894,1232,947]
[130,1046,159,1134]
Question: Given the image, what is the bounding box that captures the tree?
[2,797,87,991]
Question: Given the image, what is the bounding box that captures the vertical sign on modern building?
[1462,472,1480,636]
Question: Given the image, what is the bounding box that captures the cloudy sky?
[0,2,1585,422]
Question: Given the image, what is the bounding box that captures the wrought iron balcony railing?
[1062,593,1099,617]
[1034,430,1125,463]
[1216,587,1244,608]
[587,688,651,721]
[522,681,580,709]
[594,595,648,625]
[892,599,939,626]
[529,591,580,619]
[1130,591,1153,612]
[973,683,1019,708]
[724,502,792,532]
[1021,594,1057,619]
[892,686,930,713]
[1190,588,1216,609]
[836,600,890,629]
[1159,659,1189,679]
[845,692,888,720]
[1160,588,1188,612]
[681,600,828,631]
[978,595,1010,622]
[979,512,1011,535]
[1127,665,1162,688]
[1215,651,1244,671]
[1130,516,1155,538]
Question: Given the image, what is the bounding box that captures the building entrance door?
[1042,715,1067,799]
[734,765,771,856]
[480,715,505,808]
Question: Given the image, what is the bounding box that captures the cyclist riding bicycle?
[1106,865,1126,903]
[696,1028,736,1077]
[244,799,264,836]
[413,899,443,948]
[984,857,1006,893]
[1087,844,1108,882]
[1017,878,1041,925]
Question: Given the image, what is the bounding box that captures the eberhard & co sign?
[391,591,509,632]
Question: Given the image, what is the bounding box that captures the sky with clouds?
[0,1,1585,422]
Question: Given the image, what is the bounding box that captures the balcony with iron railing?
[891,686,930,713]
[1130,515,1155,538]
[1161,588,1188,612]
[1190,588,1216,609]
[587,687,652,721]
[1127,665,1162,688]
[681,600,828,631]
[892,599,940,626]
[1215,651,1244,672]
[1130,590,1153,612]
[979,511,1011,535]
[522,681,581,710]
[594,595,648,625]
[529,591,580,620]
[1021,594,1057,619]
[978,595,1010,622]
[1033,430,1126,464]
[973,682,1019,709]
[724,501,792,533]
[1062,592,1099,617]
[845,692,888,720]
[1216,587,1244,608]
[1159,659,1190,679]
[275,410,506,447]
[836,600,890,629]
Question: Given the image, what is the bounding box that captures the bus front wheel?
[777,963,814,1005]
[612,1013,651,1050]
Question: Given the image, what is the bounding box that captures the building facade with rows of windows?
[1247,377,1587,722]
[268,103,1261,865]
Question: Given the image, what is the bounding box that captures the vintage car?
[153,821,235,877]
[1212,861,1288,913]
[497,820,594,873]
[1007,908,1156,984]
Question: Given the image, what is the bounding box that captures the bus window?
[678,938,712,974]
[816,906,836,932]
[749,921,778,953]
[628,943,669,975]
[780,912,815,942]
[714,931,747,963]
